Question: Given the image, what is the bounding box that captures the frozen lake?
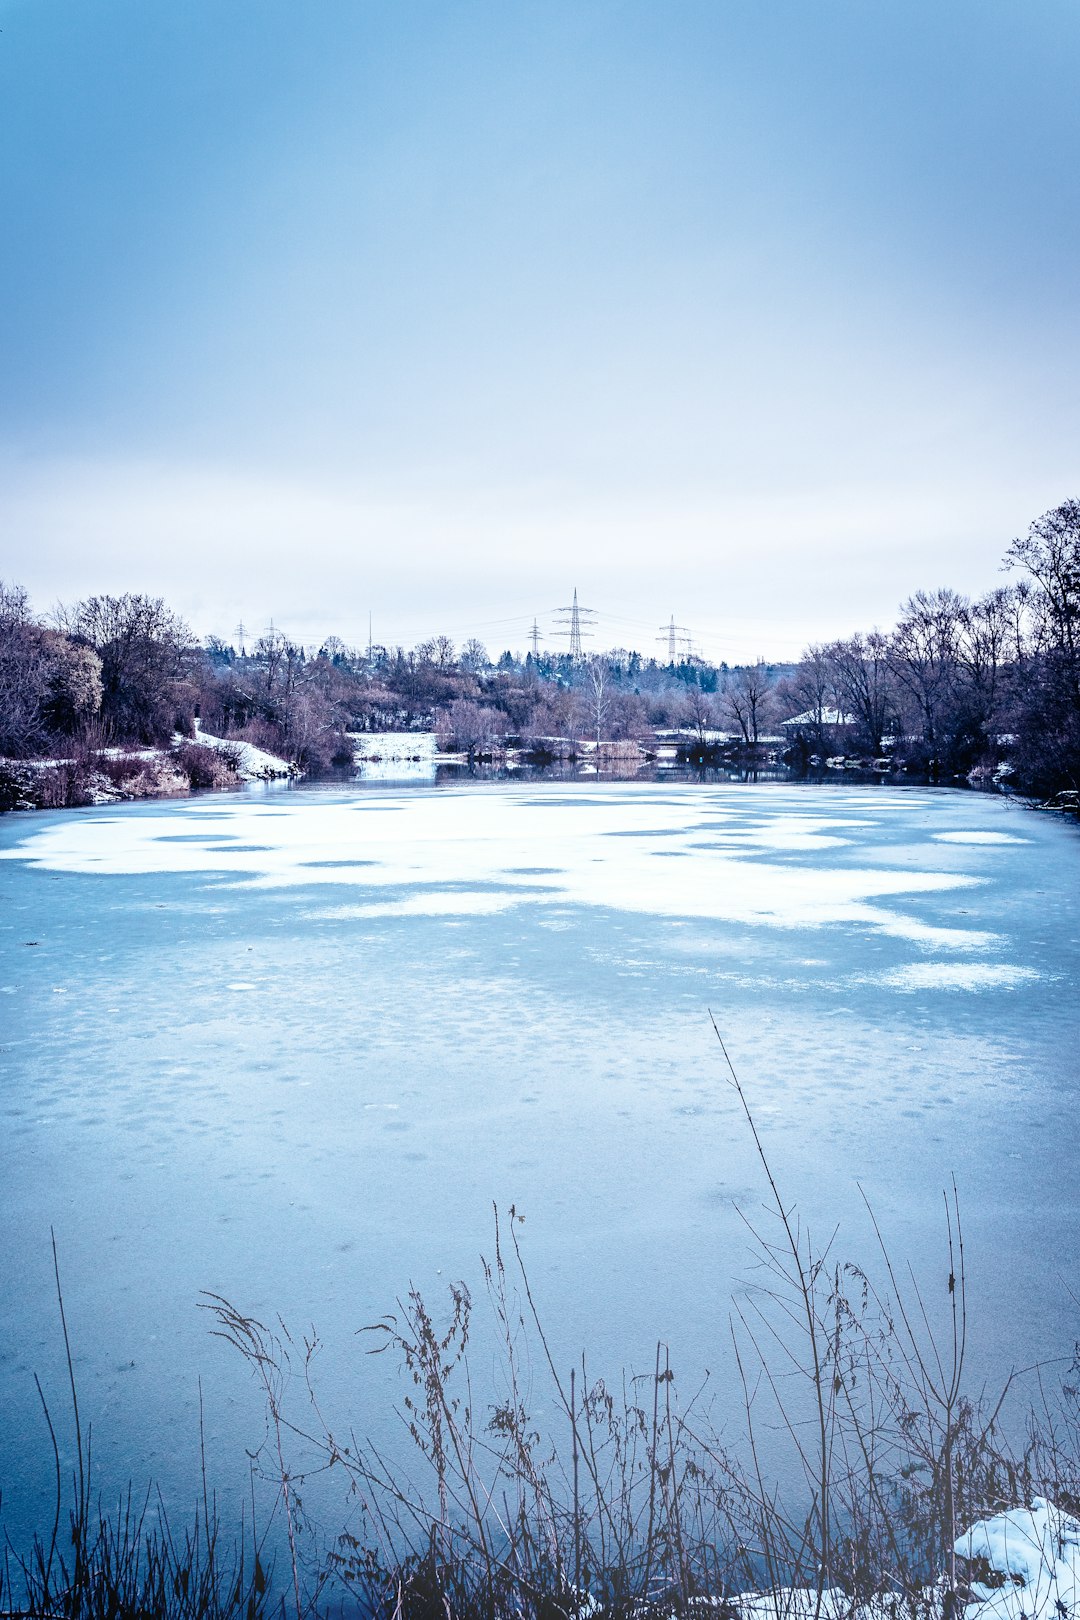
[1,779,1078,1546]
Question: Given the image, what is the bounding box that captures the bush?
[171,741,236,790]
[93,752,187,798]
[33,761,99,808]
[0,760,37,811]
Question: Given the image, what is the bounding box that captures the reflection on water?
[0,779,1077,1549]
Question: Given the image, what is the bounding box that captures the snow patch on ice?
[0,787,1037,987]
[311,891,533,920]
[933,831,1028,845]
[873,963,1040,992]
[870,917,1001,952]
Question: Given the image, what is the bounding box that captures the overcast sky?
[2,0,1078,662]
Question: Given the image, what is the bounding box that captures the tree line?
[775,499,1080,796]
[2,498,1078,800]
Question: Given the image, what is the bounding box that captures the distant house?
[781,707,855,730]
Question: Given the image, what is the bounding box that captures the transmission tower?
[234,621,246,656]
[554,588,597,661]
[529,618,542,658]
[658,616,690,663]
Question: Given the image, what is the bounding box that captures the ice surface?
[1,787,994,958]
[1,780,1076,1568]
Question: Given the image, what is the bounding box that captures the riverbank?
[0,724,296,812]
[3,724,1070,816]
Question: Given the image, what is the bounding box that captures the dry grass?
[5,1044,1077,1620]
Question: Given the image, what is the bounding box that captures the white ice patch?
[310,891,530,920]
[0,786,1023,965]
[870,917,1001,952]
[874,963,1039,992]
[933,831,1029,845]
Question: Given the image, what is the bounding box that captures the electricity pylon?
[554,588,597,661]
[658,616,690,663]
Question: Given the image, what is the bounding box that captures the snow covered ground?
[190,723,296,779]
[958,1498,1080,1620]
[351,729,458,780]
[736,1500,1080,1620]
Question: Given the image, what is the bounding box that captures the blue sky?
[2,0,1078,660]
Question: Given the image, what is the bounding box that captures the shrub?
[94,752,187,798]
[171,741,236,790]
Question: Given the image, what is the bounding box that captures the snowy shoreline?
[733,1499,1080,1620]
[0,724,296,812]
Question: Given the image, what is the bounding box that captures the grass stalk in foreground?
[6,1044,1079,1620]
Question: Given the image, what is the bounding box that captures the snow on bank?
[732,1501,1080,1620]
[352,731,437,762]
[190,724,296,780]
[351,730,465,781]
[958,1498,1080,1620]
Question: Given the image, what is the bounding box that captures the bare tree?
[1007,498,1080,668]
[442,698,505,761]
[679,683,721,744]
[57,593,192,744]
[955,588,1015,734]
[888,590,966,767]
[827,632,895,755]
[0,582,49,756]
[721,661,775,747]
[583,655,610,748]
[460,639,489,676]
[1005,499,1080,790]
